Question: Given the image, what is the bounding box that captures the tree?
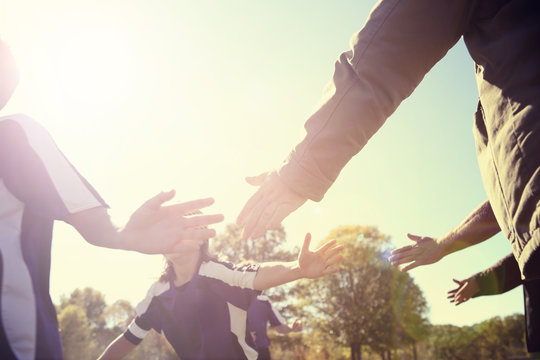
[58,287,107,330]
[58,304,98,360]
[291,225,429,360]
[211,223,296,263]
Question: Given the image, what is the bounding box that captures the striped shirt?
[0,114,106,360]
[124,259,261,360]
[247,296,286,349]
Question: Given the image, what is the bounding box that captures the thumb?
[245,172,268,186]
[301,233,312,254]
[144,190,176,209]
[406,233,421,242]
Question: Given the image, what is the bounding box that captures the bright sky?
[1,0,522,327]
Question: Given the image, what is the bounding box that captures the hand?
[447,278,479,305]
[291,319,303,332]
[388,233,445,272]
[298,233,344,279]
[121,190,224,254]
[236,171,307,240]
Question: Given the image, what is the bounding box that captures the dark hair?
[158,240,217,283]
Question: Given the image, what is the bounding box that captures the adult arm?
[237,0,477,240]
[97,335,136,360]
[447,253,522,305]
[389,199,500,271]
[252,233,344,290]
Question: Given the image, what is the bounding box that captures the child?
[248,295,303,360]
[97,233,343,360]
[0,39,223,360]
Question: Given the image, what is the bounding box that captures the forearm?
[66,207,128,250]
[274,324,293,334]
[471,253,522,297]
[253,261,303,290]
[437,200,500,256]
[97,335,136,360]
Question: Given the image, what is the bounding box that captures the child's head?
[0,40,19,111]
[159,239,215,282]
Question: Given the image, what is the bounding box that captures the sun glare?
[52,24,134,107]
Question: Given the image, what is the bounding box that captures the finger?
[452,278,463,285]
[322,267,340,275]
[249,201,279,240]
[265,204,292,232]
[406,233,422,242]
[245,172,268,186]
[390,253,421,265]
[301,233,312,253]
[316,239,338,254]
[177,228,217,241]
[144,190,176,209]
[400,261,420,272]
[182,214,224,228]
[166,197,216,215]
[325,254,344,267]
[237,187,267,228]
[390,245,415,255]
[324,245,345,260]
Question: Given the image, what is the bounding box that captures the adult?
[236,0,540,281]
[388,201,539,352]
[248,295,303,360]
[0,39,223,360]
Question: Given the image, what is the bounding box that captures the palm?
[388,234,443,272]
[298,233,344,279]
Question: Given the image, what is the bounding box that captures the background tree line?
[57,224,529,359]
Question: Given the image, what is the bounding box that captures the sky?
[1,0,522,327]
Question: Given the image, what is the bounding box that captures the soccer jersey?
[0,114,106,360]
[247,296,285,349]
[124,259,261,360]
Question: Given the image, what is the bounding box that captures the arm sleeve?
[0,115,107,219]
[278,0,477,201]
[266,302,286,328]
[471,253,523,297]
[123,282,167,344]
[199,260,261,310]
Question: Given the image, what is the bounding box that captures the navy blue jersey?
[247,296,285,349]
[124,259,261,360]
[0,114,107,359]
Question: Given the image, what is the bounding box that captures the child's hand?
[298,233,344,279]
[447,278,479,305]
[291,319,303,332]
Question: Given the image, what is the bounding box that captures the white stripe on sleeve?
[199,261,257,289]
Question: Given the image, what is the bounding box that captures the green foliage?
[290,225,429,360]
[58,304,98,360]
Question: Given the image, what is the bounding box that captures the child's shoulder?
[146,280,172,298]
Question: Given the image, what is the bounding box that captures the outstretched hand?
[121,190,224,254]
[298,233,344,279]
[388,233,445,272]
[447,278,479,305]
[236,171,307,240]
[291,319,303,332]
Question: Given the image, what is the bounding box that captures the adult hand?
[298,233,344,279]
[236,171,307,240]
[121,190,224,254]
[447,278,479,305]
[388,233,445,272]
